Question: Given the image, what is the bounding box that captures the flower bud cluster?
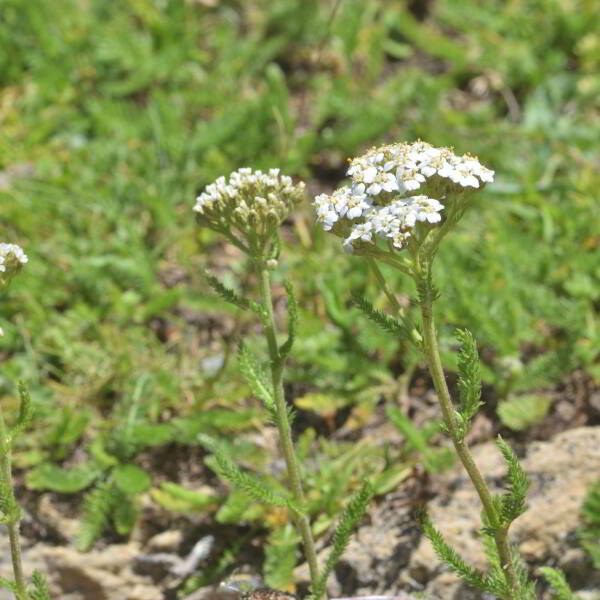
[0,243,28,273]
[194,168,305,254]
[0,243,28,289]
[313,141,494,252]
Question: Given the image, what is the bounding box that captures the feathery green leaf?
[0,577,16,593]
[539,567,574,600]
[10,381,32,440]
[264,525,298,591]
[418,509,488,592]
[204,271,262,316]
[314,481,374,599]
[351,292,422,347]
[496,436,530,524]
[455,329,483,436]
[279,280,298,359]
[199,435,304,516]
[238,342,275,412]
[29,570,51,600]
[77,480,118,551]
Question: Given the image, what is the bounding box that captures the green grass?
[1,0,599,587]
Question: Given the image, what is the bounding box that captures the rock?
[295,427,600,600]
[28,543,163,600]
[147,529,183,552]
[295,483,422,597]
[409,427,600,597]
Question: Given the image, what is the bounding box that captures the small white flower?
[0,243,28,273]
[362,166,378,184]
[343,222,373,251]
[366,182,382,195]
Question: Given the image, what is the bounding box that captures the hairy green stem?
[419,296,520,600]
[257,265,321,595]
[0,407,27,600]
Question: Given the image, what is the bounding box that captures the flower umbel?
[313,141,494,253]
[194,168,305,259]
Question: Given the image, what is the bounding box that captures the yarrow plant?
[194,169,373,600]
[313,141,544,600]
[0,244,50,600]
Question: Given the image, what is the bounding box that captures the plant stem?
[419,296,520,600]
[257,265,321,595]
[0,407,27,600]
[367,258,403,315]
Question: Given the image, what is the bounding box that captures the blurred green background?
[1,0,599,592]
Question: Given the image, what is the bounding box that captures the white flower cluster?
[0,243,28,272]
[194,168,305,245]
[314,141,494,251]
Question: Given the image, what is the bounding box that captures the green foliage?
[496,436,530,525]
[0,577,16,595]
[279,280,298,360]
[385,405,454,473]
[1,0,599,590]
[204,271,262,317]
[422,507,537,600]
[28,571,51,600]
[418,510,488,592]
[579,478,600,568]
[455,329,483,437]
[26,463,99,494]
[539,567,575,600]
[351,292,422,348]
[497,394,553,431]
[264,525,298,591]
[44,408,89,461]
[313,480,374,600]
[199,435,303,516]
[10,381,32,440]
[151,482,221,513]
[77,478,140,550]
[77,480,116,551]
[112,464,151,496]
[238,342,275,414]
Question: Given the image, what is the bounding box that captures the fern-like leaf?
[0,577,15,593]
[238,342,274,410]
[10,381,32,440]
[539,567,574,600]
[418,509,488,592]
[199,435,304,516]
[579,478,600,567]
[28,570,51,600]
[480,526,510,598]
[204,271,262,316]
[415,264,440,306]
[496,436,529,524]
[264,525,298,591]
[351,292,422,347]
[279,280,297,360]
[455,329,482,436]
[313,481,373,599]
[113,490,138,535]
[77,480,117,551]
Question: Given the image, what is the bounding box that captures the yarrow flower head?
[194,168,305,258]
[0,243,28,288]
[313,141,494,253]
